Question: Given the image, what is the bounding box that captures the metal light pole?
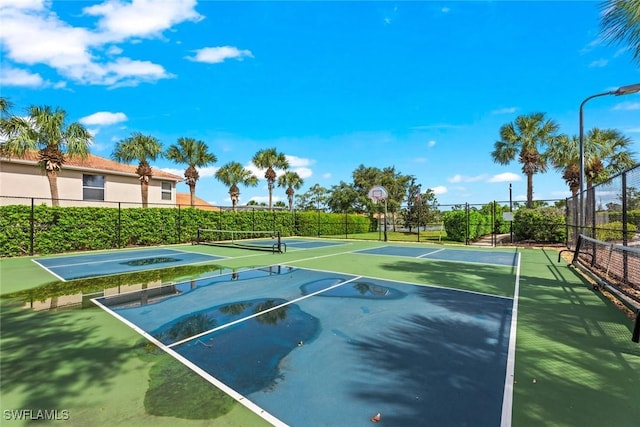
[578,83,640,231]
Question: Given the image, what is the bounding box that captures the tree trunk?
[47,170,60,207]
[189,183,196,207]
[141,180,149,208]
[268,180,274,211]
[526,173,533,208]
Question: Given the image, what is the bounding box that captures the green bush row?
[0,205,373,257]
[442,207,567,243]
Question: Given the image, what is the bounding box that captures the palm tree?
[277,170,304,210]
[549,128,636,195]
[214,161,258,211]
[600,0,640,65]
[491,113,562,208]
[0,105,92,206]
[112,132,163,208]
[252,147,289,210]
[165,137,217,207]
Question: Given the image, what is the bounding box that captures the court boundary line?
[416,248,446,258]
[34,248,224,269]
[500,251,521,427]
[351,247,519,268]
[166,275,363,349]
[281,263,515,301]
[32,250,227,282]
[91,297,288,427]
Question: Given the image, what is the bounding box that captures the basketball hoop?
[367,186,388,203]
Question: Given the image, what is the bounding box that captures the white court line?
[36,249,219,269]
[416,248,446,258]
[167,275,364,349]
[91,297,289,427]
[31,259,66,281]
[500,251,521,427]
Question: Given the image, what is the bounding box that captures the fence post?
[622,171,629,283]
[345,211,348,239]
[465,203,469,245]
[30,198,34,256]
[177,205,181,244]
[117,202,121,248]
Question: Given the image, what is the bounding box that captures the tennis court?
[92,245,520,427]
[33,248,225,281]
[354,246,518,267]
[2,238,639,427]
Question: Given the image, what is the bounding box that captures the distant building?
[0,152,182,207]
[176,193,220,211]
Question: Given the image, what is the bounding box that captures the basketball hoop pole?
[383,199,388,242]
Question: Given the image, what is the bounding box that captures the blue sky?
[1,0,639,207]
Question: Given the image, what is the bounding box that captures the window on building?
[83,174,105,201]
[161,181,172,201]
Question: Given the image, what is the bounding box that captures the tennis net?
[572,234,640,342]
[196,229,283,253]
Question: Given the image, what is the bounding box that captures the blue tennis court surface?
[34,249,224,281]
[354,246,518,267]
[94,265,515,426]
[282,239,347,250]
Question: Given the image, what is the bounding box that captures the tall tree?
[112,132,163,208]
[277,170,304,210]
[548,128,636,195]
[0,105,92,206]
[327,181,361,213]
[252,148,289,210]
[214,161,259,212]
[165,137,217,207]
[295,183,330,211]
[491,112,562,208]
[600,0,640,65]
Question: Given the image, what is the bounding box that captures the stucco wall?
[0,161,176,207]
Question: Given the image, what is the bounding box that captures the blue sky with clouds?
[1,0,639,206]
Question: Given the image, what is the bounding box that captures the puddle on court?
[120,257,180,266]
[171,300,320,396]
[301,279,406,299]
[5,262,232,311]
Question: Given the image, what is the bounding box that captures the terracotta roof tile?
[176,193,220,211]
[1,151,182,181]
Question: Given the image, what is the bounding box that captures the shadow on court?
[0,302,131,412]
[347,291,512,426]
[378,259,517,297]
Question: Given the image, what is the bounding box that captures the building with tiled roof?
[176,193,220,211]
[0,152,182,207]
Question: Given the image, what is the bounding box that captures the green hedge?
[0,205,374,257]
[442,210,492,242]
[513,207,566,242]
[595,221,638,242]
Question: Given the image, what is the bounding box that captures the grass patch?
[142,344,236,420]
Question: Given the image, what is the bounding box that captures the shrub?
[513,207,566,242]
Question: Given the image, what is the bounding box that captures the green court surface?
[0,239,638,426]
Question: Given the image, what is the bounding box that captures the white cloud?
[441,7,450,13]
[187,46,254,63]
[160,167,183,177]
[625,127,640,133]
[448,174,487,183]
[588,59,608,68]
[322,173,332,179]
[79,111,127,126]
[0,0,197,87]
[414,157,427,163]
[161,165,219,178]
[430,185,447,195]
[286,154,313,168]
[613,102,640,111]
[83,0,203,41]
[491,107,517,115]
[427,140,436,148]
[198,166,219,178]
[0,66,45,87]
[488,172,521,183]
